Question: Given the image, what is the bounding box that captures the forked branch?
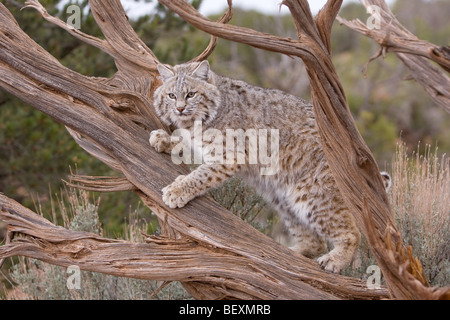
[191,0,233,62]
[315,0,343,52]
[23,0,114,57]
[337,0,450,113]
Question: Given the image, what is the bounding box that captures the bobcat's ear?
[157,64,175,82]
[192,60,210,81]
[380,171,392,192]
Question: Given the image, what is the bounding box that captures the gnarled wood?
[337,0,450,113]
[0,193,388,300]
[157,0,448,299]
[0,0,448,300]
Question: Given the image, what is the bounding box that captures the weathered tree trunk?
[0,0,448,300]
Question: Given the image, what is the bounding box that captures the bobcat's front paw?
[162,175,194,208]
[149,129,171,153]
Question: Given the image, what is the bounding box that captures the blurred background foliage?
[0,0,448,246]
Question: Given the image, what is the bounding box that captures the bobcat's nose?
[176,101,186,114]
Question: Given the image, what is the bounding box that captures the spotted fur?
[150,60,387,273]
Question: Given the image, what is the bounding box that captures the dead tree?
[0,0,448,300]
[337,0,450,113]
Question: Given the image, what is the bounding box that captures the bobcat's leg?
[314,207,360,273]
[289,225,327,259]
[162,164,239,208]
[149,129,178,154]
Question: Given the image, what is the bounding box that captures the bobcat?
[150,60,390,273]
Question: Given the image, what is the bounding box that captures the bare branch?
[23,0,113,56]
[65,175,135,193]
[0,194,388,300]
[336,16,450,72]
[191,0,233,62]
[337,0,450,113]
[157,0,318,64]
[397,53,450,113]
[88,0,159,74]
[315,0,344,53]
[281,0,318,42]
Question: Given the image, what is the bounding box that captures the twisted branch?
[0,0,448,299]
[156,0,449,299]
[337,0,450,113]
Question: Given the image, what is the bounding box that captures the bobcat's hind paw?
[149,129,171,154]
[317,253,347,274]
[162,175,194,208]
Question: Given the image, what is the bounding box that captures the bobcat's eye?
[186,92,196,99]
[168,93,176,99]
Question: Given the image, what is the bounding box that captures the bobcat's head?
[153,60,221,128]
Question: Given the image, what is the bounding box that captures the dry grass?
[341,142,449,287]
[2,187,191,300]
[390,142,449,286]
